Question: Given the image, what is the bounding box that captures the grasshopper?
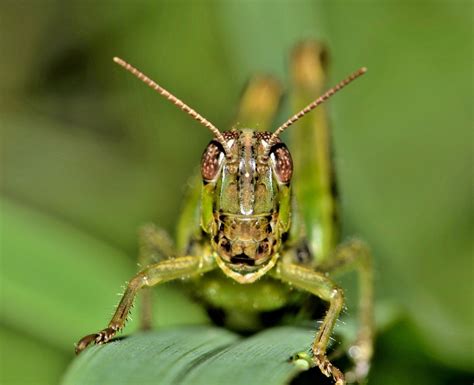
[76,41,374,385]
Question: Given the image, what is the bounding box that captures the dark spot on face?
[256,238,272,259]
[219,238,231,253]
[230,253,255,266]
[257,242,268,255]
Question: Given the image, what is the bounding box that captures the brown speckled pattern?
[201,142,223,181]
[271,144,293,184]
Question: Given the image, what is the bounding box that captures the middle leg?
[319,239,374,383]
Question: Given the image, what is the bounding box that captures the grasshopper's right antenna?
[113,57,232,158]
[265,66,367,156]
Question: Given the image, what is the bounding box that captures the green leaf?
[0,327,70,385]
[0,197,209,353]
[62,326,314,385]
[1,112,167,251]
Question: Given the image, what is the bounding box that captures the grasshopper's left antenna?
[113,57,232,158]
[265,67,367,153]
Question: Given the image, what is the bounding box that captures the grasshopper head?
[200,129,292,280]
[111,56,367,282]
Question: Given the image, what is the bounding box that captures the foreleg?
[75,254,215,354]
[275,262,345,385]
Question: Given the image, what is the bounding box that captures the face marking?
[238,131,256,215]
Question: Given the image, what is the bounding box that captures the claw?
[313,353,346,385]
[75,326,117,354]
[75,333,99,354]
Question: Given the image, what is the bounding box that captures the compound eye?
[201,141,224,182]
[270,143,293,184]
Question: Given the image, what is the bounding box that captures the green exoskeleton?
[76,42,374,385]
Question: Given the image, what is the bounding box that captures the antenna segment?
[113,57,231,158]
[267,67,367,150]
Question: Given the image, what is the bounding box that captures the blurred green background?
[1,1,472,384]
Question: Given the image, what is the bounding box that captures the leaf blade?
[61,326,314,385]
